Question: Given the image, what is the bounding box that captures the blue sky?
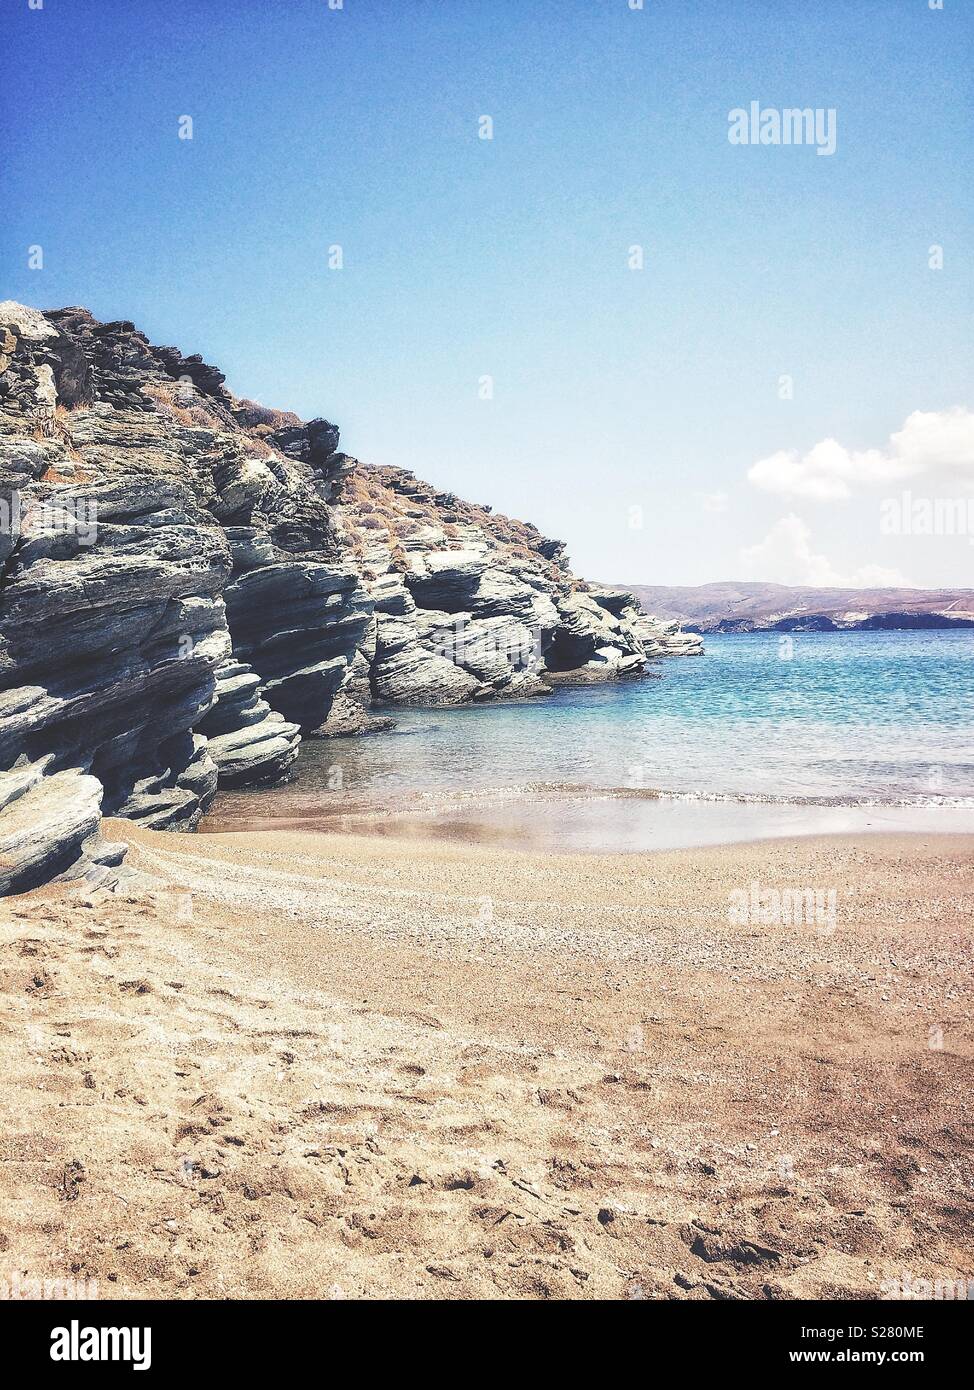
[3,0,972,587]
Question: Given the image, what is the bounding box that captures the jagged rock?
[0,466,231,836]
[205,719,301,786]
[547,591,637,672]
[223,561,371,729]
[631,613,704,657]
[309,691,395,738]
[416,610,549,697]
[468,567,560,630]
[406,549,488,611]
[0,760,123,895]
[372,611,483,705]
[589,586,704,658]
[113,734,218,830]
[268,417,341,468]
[198,659,301,784]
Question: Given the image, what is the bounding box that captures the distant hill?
[614,582,974,633]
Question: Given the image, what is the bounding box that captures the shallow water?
[206,631,974,851]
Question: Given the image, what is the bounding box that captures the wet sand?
[1,822,971,1300]
[202,784,974,853]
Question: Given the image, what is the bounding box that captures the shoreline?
[200,784,974,854]
[2,821,972,1300]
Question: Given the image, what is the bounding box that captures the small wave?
[420,782,974,811]
[211,780,974,826]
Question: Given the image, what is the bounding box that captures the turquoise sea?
[208,631,974,851]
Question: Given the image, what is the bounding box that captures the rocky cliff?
[334,464,703,711]
[0,302,700,894]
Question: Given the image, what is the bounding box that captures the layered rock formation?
[0,302,700,893]
[334,466,702,708]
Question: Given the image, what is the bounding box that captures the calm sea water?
[208,631,974,850]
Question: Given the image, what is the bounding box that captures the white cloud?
[739,514,907,588]
[747,407,974,501]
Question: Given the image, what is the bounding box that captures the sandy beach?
[1,822,971,1301]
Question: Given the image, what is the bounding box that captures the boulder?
[0,760,122,895]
